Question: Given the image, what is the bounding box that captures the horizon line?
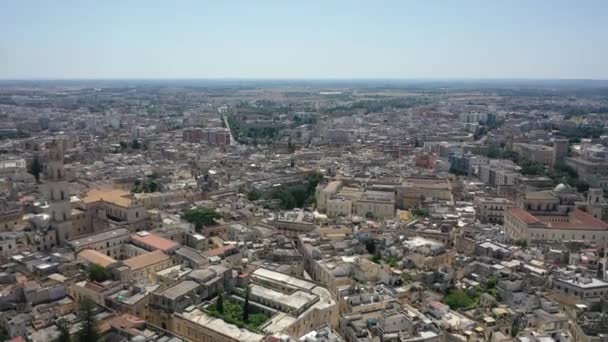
[1,77,608,82]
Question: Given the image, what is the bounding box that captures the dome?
[554,183,568,192]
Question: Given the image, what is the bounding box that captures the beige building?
[353,191,395,219]
[119,250,173,282]
[315,181,342,212]
[474,197,514,224]
[397,178,452,209]
[513,143,554,166]
[504,207,608,243]
[80,188,149,234]
[173,309,265,342]
[326,198,352,218]
[566,157,608,189]
[67,228,131,258]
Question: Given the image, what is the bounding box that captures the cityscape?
[2,2,608,342]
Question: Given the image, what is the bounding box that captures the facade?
[80,188,149,233]
[66,228,131,257]
[504,207,608,243]
[513,143,554,166]
[119,250,173,282]
[44,141,73,243]
[353,191,395,220]
[553,277,608,306]
[475,197,514,224]
[566,157,608,189]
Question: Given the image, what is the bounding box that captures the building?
[566,157,608,190]
[553,276,608,307]
[513,143,554,166]
[183,128,204,143]
[474,197,514,224]
[43,142,73,243]
[80,188,149,233]
[316,181,342,212]
[552,137,569,167]
[119,250,172,282]
[67,228,131,257]
[353,191,395,220]
[130,231,180,254]
[504,207,608,243]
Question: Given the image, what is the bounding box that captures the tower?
[552,137,569,167]
[45,141,73,244]
[587,188,604,220]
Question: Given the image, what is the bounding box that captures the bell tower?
[587,188,604,220]
[46,140,73,243]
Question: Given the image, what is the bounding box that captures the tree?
[88,264,109,282]
[247,190,261,201]
[444,289,476,309]
[55,319,71,342]
[243,286,250,323]
[217,291,224,314]
[28,154,43,183]
[514,239,528,248]
[76,298,100,342]
[182,207,221,229]
[365,240,376,255]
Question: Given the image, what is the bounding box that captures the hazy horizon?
[2,1,608,79]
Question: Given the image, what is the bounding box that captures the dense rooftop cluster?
[0,80,608,341]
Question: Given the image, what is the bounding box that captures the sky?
[1,1,608,80]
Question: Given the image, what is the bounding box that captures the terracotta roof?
[83,188,132,207]
[131,232,179,252]
[204,244,237,257]
[78,249,118,268]
[540,209,608,231]
[509,207,541,224]
[123,250,169,270]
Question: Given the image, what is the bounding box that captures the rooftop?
[123,250,170,271]
[157,280,200,299]
[83,188,133,207]
[77,249,118,268]
[178,308,264,342]
[68,228,130,248]
[131,231,180,252]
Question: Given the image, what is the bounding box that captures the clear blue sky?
[1,1,607,79]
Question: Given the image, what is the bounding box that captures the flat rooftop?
[68,228,130,248]
[251,268,316,291]
[83,188,133,207]
[250,284,316,313]
[157,280,199,300]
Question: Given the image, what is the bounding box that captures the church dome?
[554,183,568,192]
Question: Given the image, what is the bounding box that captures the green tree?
[217,291,224,314]
[365,240,376,255]
[243,286,250,323]
[55,319,71,342]
[486,276,497,290]
[247,190,261,201]
[444,289,476,309]
[28,154,43,183]
[88,264,109,282]
[76,298,100,342]
[182,207,221,229]
[514,239,528,248]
